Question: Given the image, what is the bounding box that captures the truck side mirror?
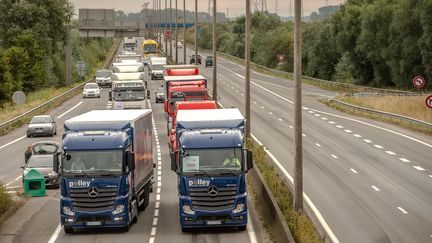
[108,91,112,101]
[53,154,59,173]
[164,101,168,112]
[170,152,177,172]
[246,150,253,172]
[147,90,151,99]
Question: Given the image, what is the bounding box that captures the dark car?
[189,54,202,65]
[205,56,213,67]
[26,115,57,137]
[22,141,61,188]
[155,87,165,103]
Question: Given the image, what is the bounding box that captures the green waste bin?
[23,169,46,197]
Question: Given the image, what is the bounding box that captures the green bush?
[0,183,12,216]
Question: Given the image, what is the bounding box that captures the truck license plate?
[86,221,101,226]
[207,220,221,225]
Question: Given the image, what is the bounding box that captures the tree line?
[0,0,113,105]
[192,0,432,90]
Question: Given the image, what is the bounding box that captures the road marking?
[353,134,362,138]
[157,181,162,187]
[260,106,264,109]
[336,125,344,129]
[268,112,273,115]
[57,101,83,119]
[6,185,21,189]
[302,134,306,137]
[155,201,160,209]
[315,143,321,147]
[399,158,410,163]
[371,186,380,192]
[397,207,408,214]
[289,125,293,129]
[278,118,283,122]
[5,182,14,187]
[253,101,257,104]
[156,194,160,201]
[308,111,314,114]
[157,171,161,176]
[344,129,352,133]
[152,217,158,226]
[14,176,21,181]
[363,139,372,143]
[331,154,338,159]
[328,121,335,124]
[385,151,396,155]
[413,166,425,171]
[321,117,328,120]
[247,213,259,243]
[249,134,341,243]
[314,114,321,117]
[151,227,157,236]
[47,224,62,243]
[350,168,358,174]
[374,145,384,149]
[0,136,26,150]
[154,209,159,217]
[7,191,16,194]
[429,175,432,178]
[241,93,244,96]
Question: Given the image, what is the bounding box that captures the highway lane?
[166,43,432,242]
[0,40,266,243]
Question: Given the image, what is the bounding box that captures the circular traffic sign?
[412,76,426,89]
[426,95,432,109]
[12,91,26,105]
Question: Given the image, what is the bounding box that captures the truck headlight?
[48,171,58,177]
[232,203,245,214]
[112,205,125,215]
[182,205,195,215]
[63,206,75,216]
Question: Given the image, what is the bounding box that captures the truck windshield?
[63,150,123,174]
[114,90,146,101]
[96,70,111,77]
[152,64,164,70]
[144,44,157,53]
[181,148,243,174]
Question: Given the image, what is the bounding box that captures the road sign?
[426,95,432,109]
[76,60,87,77]
[12,91,25,105]
[412,76,426,89]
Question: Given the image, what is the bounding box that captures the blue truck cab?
[60,110,153,233]
[171,109,253,231]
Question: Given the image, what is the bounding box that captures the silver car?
[27,115,57,137]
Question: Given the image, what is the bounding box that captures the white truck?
[109,80,150,109]
[149,57,167,80]
[94,69,113,87]
[123,37,137,51]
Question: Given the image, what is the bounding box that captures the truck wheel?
[237,226,247,231]
[64,227,73,234]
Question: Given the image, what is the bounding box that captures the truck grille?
[70,187,117,212]
[189,186,237,211]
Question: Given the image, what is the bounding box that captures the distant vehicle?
[27,115,57,137]
[123,37,137,51]
[82,83,100,98]
[95,69,112,87]
[21,141,61,188]
[189,54,202,65]
[205,56,213,67]
[149,57,167,80]
[174,42,183,49]
[155,87,164,103]
[142,39,159,59]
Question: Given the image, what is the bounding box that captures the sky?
[70,0,345,17]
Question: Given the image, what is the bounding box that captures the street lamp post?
[212,0,217,101]
[245,0,251,138]
[175,0,178,64]
[183,0,186,64]
[194,0,198,65]
[170,0,172,59]
[165,0,168,54]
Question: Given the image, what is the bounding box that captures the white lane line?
[250,134,340,243]
[241,93,244,96]
[150,227,157,236]
[247,213,259,243]
[14,175,21,181]
[397,207,408,215]
[353,134,362,138]
[328,121,335,124]
[302,134,306,137]
[157,171,161,176]
[154,209,159,217]
[399,158,410,163]
[371,186,380,192]
[429,175,432,178]
[331,154,338,159]
[268,112,273,115]
[413,166,425,171]
[156,188,161,193]
[155,201,160,209]
[385,151,396,155]
[0,135,26,150]
[7,191,16,194]
[314,114,321,117]
[350,168,358,174]
[6,185,21,189]
[152,217,158,226]
[289,125,293,129]
[278,118,283,122]
[5,182,14,187]
[260,106,264,109]
[374,145,384,149]
[336,125,344,129]
[308,111,314,114]
[344,129,352,133]
[156,194,161,201]
[57,101,83,119]
[363,139,372,143]
[321,117,328,120]
[253,101,257,104]
[315,143,321,147]
[157,181,162,187]
[149,237,155,243]
[47,224,62,243]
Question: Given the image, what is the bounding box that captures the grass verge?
[247,140,323,243]
[323,99,432,136]
[0,184,23,230]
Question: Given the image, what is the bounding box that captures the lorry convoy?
[60,110,154,233]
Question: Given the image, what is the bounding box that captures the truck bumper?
[179,196,248,228]
[60,199,129,230]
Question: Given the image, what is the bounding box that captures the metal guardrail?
[329,99,432,130]
[347,92,426,97]
[0,40,120,131]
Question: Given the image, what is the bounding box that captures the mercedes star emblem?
[207,185,218,196]
[88,187,99,198]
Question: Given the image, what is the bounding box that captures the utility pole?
[212,0,217,101]
[183,0,186,64]
[194,0,198,65]
[245,0,251,138]
[65,27,72,86]
[227,8,229,22]
[170,0,172,59]
[275,0,278,15]
[165,0,168,54]
[175,0,178,64]
[293,0,303,212]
